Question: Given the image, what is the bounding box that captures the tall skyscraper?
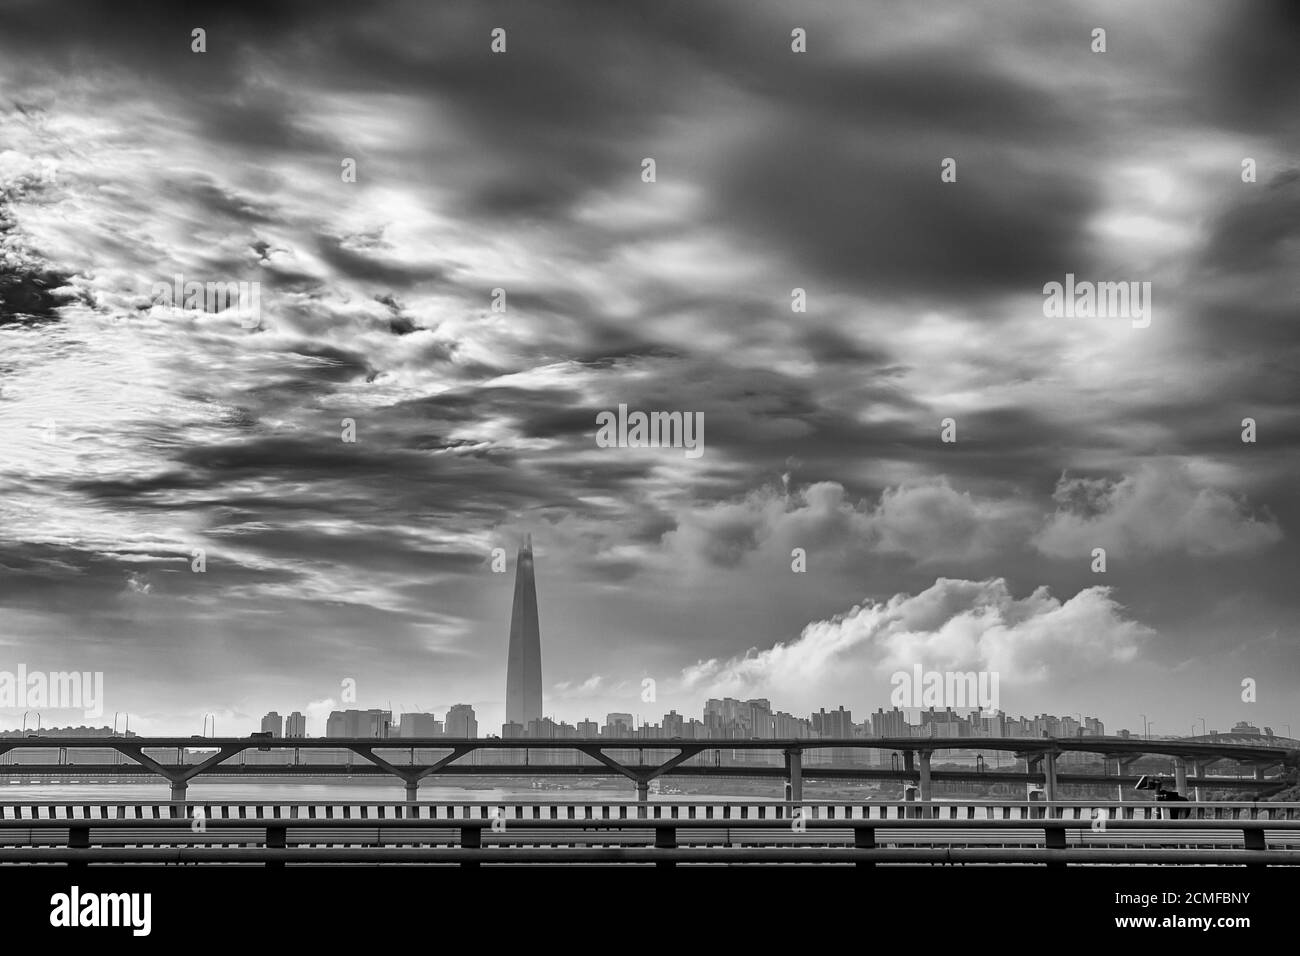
[505,534,543,726]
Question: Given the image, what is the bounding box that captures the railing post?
[1045,823,1067,868]
[655,824,677,869]
[855,825,876,869]
[67,824,89,874]
[1243,826,1265,870]
[461,824,481,868]
[266,824,286,869]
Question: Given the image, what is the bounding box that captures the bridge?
[2,735,1295,803]
[0,798,1298,867]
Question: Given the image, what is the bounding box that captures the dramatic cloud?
[0,0,1297,733]
[1034,463,1283,559]
[680,578,1153,711]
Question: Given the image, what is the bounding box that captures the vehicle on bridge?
[1136,774,1191,819]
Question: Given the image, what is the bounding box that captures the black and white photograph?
[0,0,1297,937]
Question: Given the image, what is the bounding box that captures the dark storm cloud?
[1194,1,1300,133]
[1200,169,1300,275]
[315,235,445,289]
[0,197,76,324]
[709,125,1097,298]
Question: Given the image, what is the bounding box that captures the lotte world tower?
[505,535,543,727]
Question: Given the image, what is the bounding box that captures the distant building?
[444,704,477,738]
[872,707,910,737]
[603,713,634,737]
[576,719,599,738]
[399,713,443,738]
[260,712,283,737]
[813,706,853,738]
[526,716,560,738]
[505,536,543,726]
[501,721,525,738]
[325,709,392,738]
[285,712,307,738]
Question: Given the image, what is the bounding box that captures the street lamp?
[1139,714,1149,740]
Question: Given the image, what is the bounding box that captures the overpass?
[2,735,1294,804]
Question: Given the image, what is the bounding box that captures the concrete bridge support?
[918,751,933,817]
[405,780,419,803]
[169,780,187,802]
[1043,751,1059,804]
[1174,758,1188,795]
[784,748,803,803]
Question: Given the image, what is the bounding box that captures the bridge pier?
[1043,751,1058,807]
[784,748,803,803]
[169,780,187,802]
[635,780,649,817]
[405,780,419,804]
[918,751,932,817]
[1174,758,1188,795]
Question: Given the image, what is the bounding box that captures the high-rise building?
[445,704,478,738]
[505,535,543,727]
[603,713,634,737]
[260,712,283,736]
[285,711,307,737]
[325,709,392,738]
[399,713,443,737]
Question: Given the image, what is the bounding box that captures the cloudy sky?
[1,0,1298,738]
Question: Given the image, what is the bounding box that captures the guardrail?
[0,799,1296,821]
[2,812,1298,867]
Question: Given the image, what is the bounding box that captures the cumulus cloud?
[1033,463,1282,559]
[662,479,1036,568]
[680,577,1153,709]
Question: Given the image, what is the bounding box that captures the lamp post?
[1140,714,1149,740]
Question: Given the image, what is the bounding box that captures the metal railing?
[0,798,1296,821]
[1,802,1298,866]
